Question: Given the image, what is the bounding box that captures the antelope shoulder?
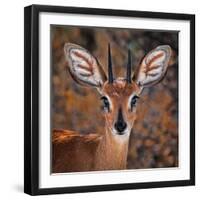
[52,129,102,173]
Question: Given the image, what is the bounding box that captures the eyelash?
[130,95,139,110]
[100,96,110,111]
[100,95,139,112]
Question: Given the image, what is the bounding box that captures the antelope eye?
[100,96,110,111]
[130,95,139,110]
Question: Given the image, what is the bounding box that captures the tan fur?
[52,129,102,172]
[52,127,128,173]
[101,79,140,132]
[52,80,139,173]
[53,44,171,173]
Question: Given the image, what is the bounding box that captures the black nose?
[114,107,127,133]
[114,121,127,133]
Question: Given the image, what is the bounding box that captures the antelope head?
[64,43,171,140]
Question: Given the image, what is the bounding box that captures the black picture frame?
[24,4,195,196]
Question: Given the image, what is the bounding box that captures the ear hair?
[134,45,171,88]
[64,43,107,89]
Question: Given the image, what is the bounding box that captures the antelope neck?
[95,126,129,170]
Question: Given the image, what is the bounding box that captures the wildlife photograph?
[51,25,178,174]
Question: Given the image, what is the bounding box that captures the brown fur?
[52,129,101,173]
[101,79,140,132]
[52,127,128,173]
[54,44,171,173]
[52,80,138,173]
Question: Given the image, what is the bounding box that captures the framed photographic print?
[24,4,195,195]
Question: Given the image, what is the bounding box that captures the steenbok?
[52,43,171,173]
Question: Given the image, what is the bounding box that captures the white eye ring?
[128,94,139,110]
[100,95,112,111]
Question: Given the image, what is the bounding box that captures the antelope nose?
[115,107,127,134]
[114,121,127,133]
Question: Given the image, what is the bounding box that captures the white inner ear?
[137,47,170,87]
[146,50,166,65]
[70,49,93,76]
[144,50,166,83]
[68,48,104,87]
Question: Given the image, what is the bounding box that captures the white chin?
[112,129,130,136]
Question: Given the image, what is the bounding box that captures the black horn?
[108,43,114,83]
[126,48,132,83]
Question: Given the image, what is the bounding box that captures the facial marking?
[100,78,140,136]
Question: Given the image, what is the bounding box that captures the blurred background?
[51,25,178,169]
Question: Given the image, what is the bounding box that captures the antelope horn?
[108,43,114,84]
[126,48,132,83]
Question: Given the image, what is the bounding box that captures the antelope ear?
[134,45,171,88]
[64,43,107,88]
